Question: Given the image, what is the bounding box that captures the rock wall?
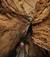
[0,0,50,57]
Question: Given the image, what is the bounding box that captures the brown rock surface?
[0,16,29,57]
[32,0,50,51]
[0,0,30,57]
[0,0,50,57]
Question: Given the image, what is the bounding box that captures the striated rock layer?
[0,0,50,57]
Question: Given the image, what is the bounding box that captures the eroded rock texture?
[0,0,50,57]
[0,0,30,57]
[32,0,50,51]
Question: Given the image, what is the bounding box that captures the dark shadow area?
[7,43,49,57]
